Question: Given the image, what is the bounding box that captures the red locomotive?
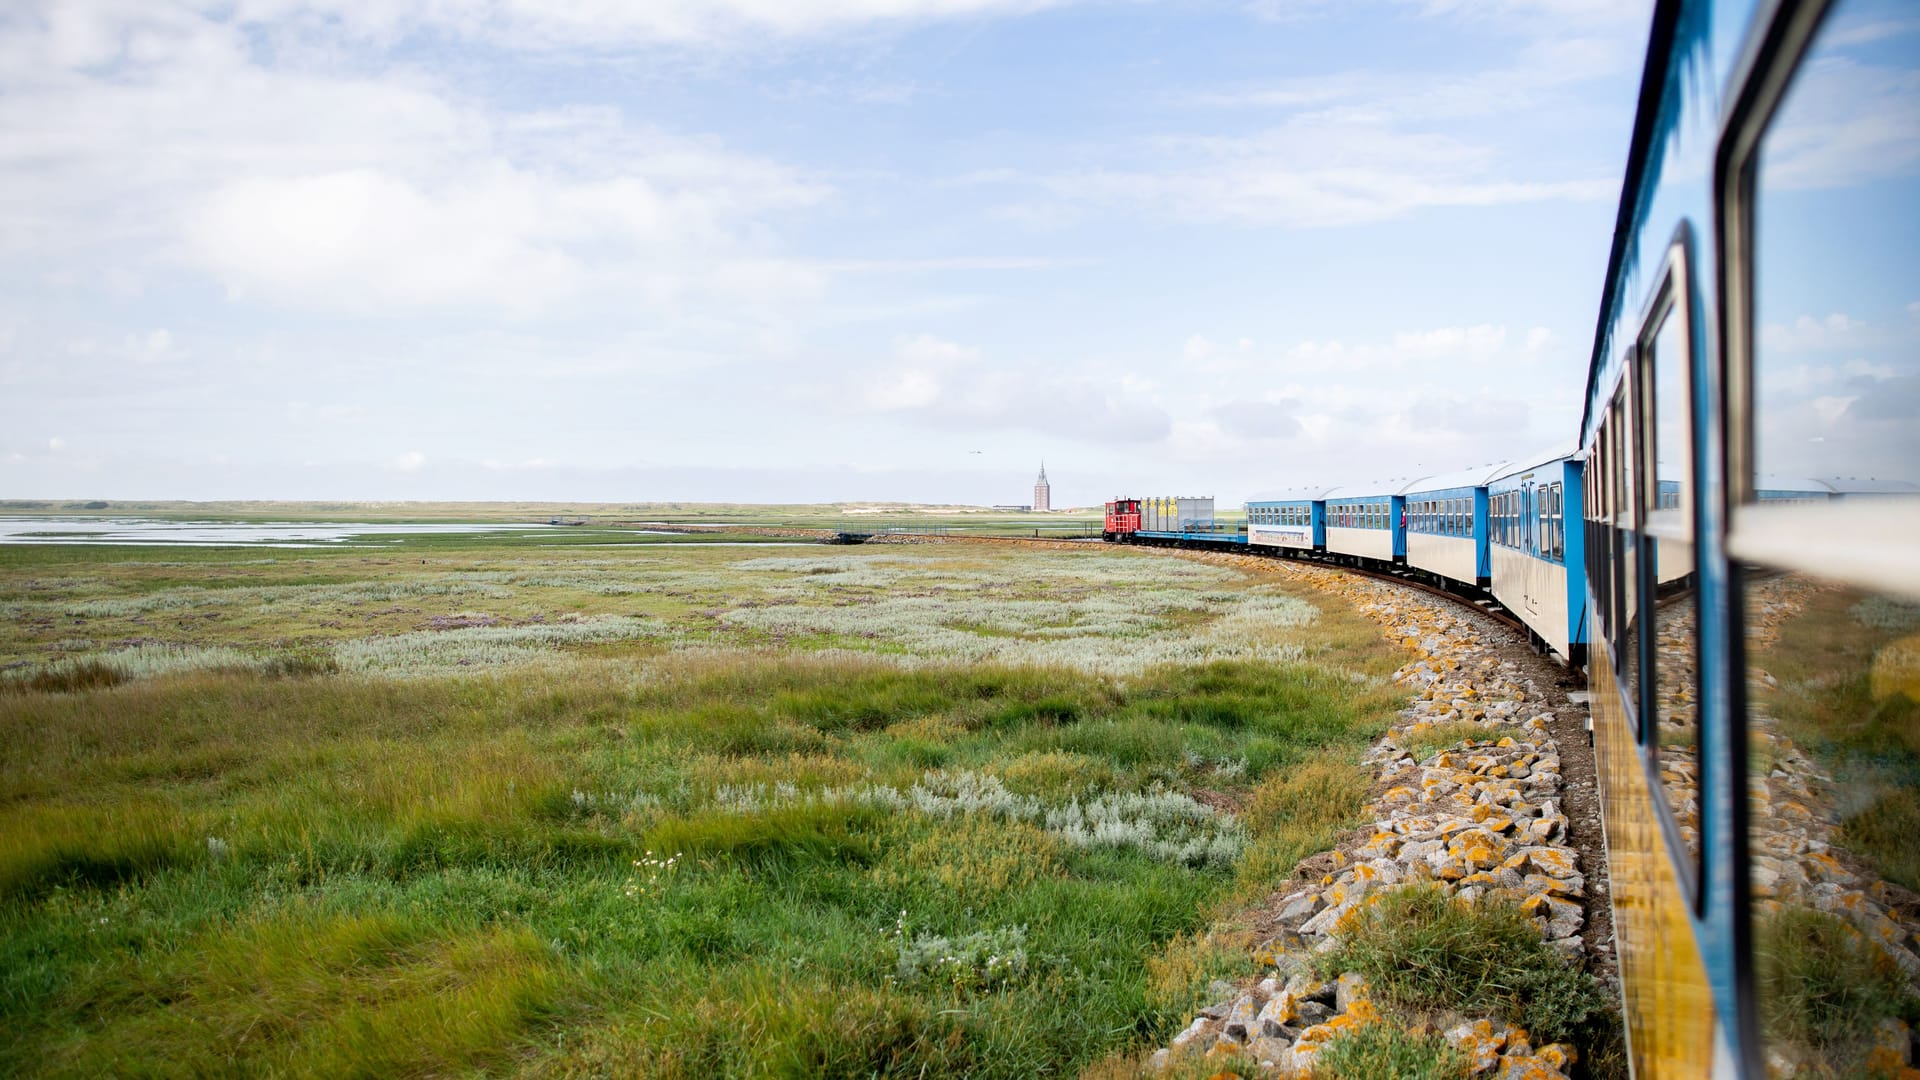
[1102,498,1141,541]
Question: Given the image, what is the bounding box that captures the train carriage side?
[1404,464,1510,589]
[1322,487,1396,564]
[1247,489,1330,553]
[1487,452,1585,663]
[1579,1,1920,1075]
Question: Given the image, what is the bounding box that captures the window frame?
[1637,225,1706,912]
[1715,0,1850,1071]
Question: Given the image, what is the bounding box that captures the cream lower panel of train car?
[1249,524,1314,550]
[1655,534,1693,586]
[1325,526,1392,561]
[1589,643,1717,1078]
[1490,546,1570,657]
[1407,533,1477,583]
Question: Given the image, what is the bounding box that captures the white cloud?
[1253,0,1638,19]
[1016,2,1644,231]
[0,10,830,317]
[1191,34,1630,121]
[1392,324,1507,356]
[1209,398,1303,439]
[124,329,178,366]
[896,332,980,366]
[207,0,1076,49]
[392,450,426,471]
[1760,55,1920,191]
[1811,395,1857,425]
[857,334,1170,442]
[1269,322,1545,375]
[1761,312,1867,352]
[1181,334,1218,364]
[1028,121,1615,228]
[1152,320,1579,486]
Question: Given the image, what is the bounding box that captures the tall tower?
[1033,462,1051,512]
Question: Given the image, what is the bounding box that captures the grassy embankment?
[1,538,1399,1077]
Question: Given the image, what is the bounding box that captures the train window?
[1608,382,1642,732]
[1729,2,1920,1072]
[1640,243,1701,880]
[1540,483,1557,562]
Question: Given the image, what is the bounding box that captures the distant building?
[1033,463,1051,512]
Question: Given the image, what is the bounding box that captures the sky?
[1,0,1663,508]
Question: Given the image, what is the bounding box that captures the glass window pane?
[1611,395,1641,721]
[1646,310,1700,865]
[1745,4,1920,1074]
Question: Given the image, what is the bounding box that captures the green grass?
[0,541,1405,1077]
[1750,583,1920,892]
[1315,1025,1471,1079]
[1755,906,1920,1069]
[1398,721,1524,763]
[1315,885,1610,1048]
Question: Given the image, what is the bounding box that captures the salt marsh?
[0,535,1405,1077]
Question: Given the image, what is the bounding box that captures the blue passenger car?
[1321,488,1397,563]
[1577,1,1920,1074]
[1245,489,1329,552]
[1486,451,1585,662]
[1402,465,1509,587]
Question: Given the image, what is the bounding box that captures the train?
[1106,1,1920,1076]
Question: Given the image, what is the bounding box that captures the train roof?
[1489,445,1579,485]
[1245,486,1337,503]
[1400,462,1517,494]
[1322,483,1400,501]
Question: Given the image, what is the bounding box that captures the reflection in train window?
[1644,302,1699,871]
[1741,2,1920,1074]
[1610,387,1642,726]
